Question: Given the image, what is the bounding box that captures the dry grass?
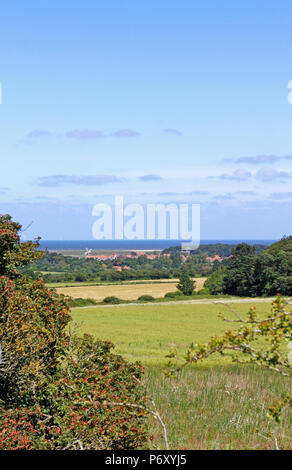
[57,277,207,301]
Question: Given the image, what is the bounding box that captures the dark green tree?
[177,272,195,296]
[204,265,226,295]
[222,243,257,296]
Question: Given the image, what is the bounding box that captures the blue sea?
[37,239,276,251]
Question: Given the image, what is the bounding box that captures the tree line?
[206,240,292,296]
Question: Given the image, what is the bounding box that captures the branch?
[86,399,169,450]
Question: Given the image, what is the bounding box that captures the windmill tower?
[84,248,93,257]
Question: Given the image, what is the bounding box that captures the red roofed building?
[146,254,156,260]
[112,265,122,272]
[206,254,223,262]
[86,253,118,260]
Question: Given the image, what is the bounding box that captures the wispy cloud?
[36,175,124,187]
[20,129,53,144]
[235,155,281,164]
[158,190,209,196]
[111,129,140,138]
[188,190,210,195]
[269,192,292,199]
[33,196,57,200]
[256,168,292,182]
[26,129,53,139]
[66,130,105,139]
[163,128,182,136]
[140,174,163,182]
[213,194,237,200]
[224,154,292,164]
[218,169,252,181]
[233,191,257,196]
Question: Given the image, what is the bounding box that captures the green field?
[70,300,288,365]
[70,300,292,449]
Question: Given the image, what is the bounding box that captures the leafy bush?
[103,296,121,304]
[197,288,210,295]
[164,291,183,299]
[70,297,97,307]
[0,215,148,449]
[137,295,155,302]
[74,273,87,282]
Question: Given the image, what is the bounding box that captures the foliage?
[177,272,195,296]
[0,336,148,450]
[204,266,226,295]
[222,244,257,296]
[25,242,266,284]
[0,215,148,449]
[196,288,210,295]
[103,296,121,304]
[162,243,266,258]
[209,240,292,297]
[137,295,155,302]
[265,236,292,258]
[70,297,98,307]
[164,291,184,299]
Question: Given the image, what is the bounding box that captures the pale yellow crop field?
[56,277,207,301]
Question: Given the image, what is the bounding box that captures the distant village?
[85,251,224,272]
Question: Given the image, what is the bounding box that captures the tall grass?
[146,365,292,450]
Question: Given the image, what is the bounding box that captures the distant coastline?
[36,239,276,252]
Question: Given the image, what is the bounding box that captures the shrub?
[70,297,97,307]
[0,337,148,450]
[137,295,155,302]
[74,273,87,282]
[164,291,183,299]
[103,296,121,304]
[0,215,148,449]
[197,288,210,295]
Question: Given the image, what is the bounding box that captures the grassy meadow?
[70,301,285,365]
[70,300,292,449]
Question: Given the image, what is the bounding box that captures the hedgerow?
[137,295,155,302]
[103,296,121,304]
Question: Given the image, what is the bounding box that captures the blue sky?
[1,0,292,240]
